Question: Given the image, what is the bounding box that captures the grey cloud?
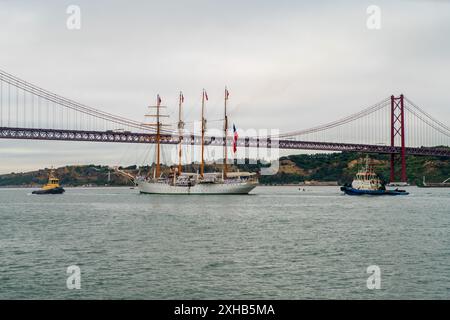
[1,0,450,173]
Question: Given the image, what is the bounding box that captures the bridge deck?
[1,127,449,158]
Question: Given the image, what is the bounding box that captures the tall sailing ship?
[136,89,258,195]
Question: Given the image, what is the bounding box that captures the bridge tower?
[390,94,407,183]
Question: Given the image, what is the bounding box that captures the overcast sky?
[1,0,450,173]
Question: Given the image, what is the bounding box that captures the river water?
[0,186,449,299]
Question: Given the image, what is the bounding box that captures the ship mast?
[156,96,161,178]
[200,89,206,178]
[223,87,229,179]
[178,92,185,175]
[143,95,168,180]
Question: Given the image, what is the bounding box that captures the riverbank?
[1,151,449,187]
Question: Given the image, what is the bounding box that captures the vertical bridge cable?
[404,103,450,148]
[0,78,2,127]
[267,97,391,145]
[404,97,450,148]
[1,68,450,154]
[0,69,177,134]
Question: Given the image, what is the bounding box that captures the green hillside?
[1,152,449,187]
[259,152,450,185]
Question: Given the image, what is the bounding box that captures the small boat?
[32,170,65,195]
[419,176,450,188]
[386,181,410,187]
[341,156,409,196]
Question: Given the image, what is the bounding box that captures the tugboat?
[340,156,409,196]
[32,170,65,195]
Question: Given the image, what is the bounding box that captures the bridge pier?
[390,94,407,183]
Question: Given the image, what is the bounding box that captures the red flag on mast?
[233,124,238,153]
[204,91,208,101]
[225,88,230,100]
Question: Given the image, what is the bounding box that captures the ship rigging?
[136,88,258,195]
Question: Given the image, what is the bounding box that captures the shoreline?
[0,184,340,189]
[0,185,134,189]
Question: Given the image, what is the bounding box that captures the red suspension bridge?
[1,69,450,183]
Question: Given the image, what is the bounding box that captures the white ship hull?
[137,180,257,195]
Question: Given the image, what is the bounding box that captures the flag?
[204,91,208,101]
[233,124,238,153]
[180,92,184,103]
[157,94,162,104]
[225,88,230,100]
